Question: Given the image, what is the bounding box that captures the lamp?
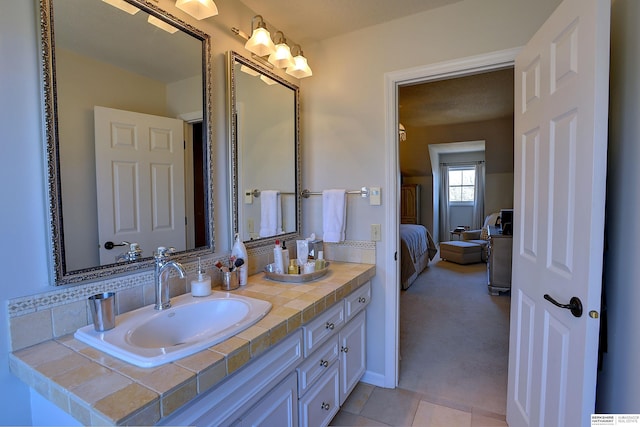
[244,15,276,57]
[286,45,313,78]
[102,0,139,14]
[268,32,295,68]
[175,0,218,20]
[399,123,407,141]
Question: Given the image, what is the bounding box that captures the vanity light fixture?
[147,15,179,33]
[240,64,260,77]
[286,45,313,79]
[260,75,278,86]
[399,123,407,141]
[244,15,276,57]
[268,32,295,69]
[175,0,218,20]
[102,0,140,14]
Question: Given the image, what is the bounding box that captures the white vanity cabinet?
[237,372,298,427]
[298,282,370,427]
[339,310,366,405]
[159,331,303,427]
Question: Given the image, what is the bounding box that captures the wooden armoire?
[400,184,420,224]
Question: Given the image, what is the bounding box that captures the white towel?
[259,190,282,237]
[322,189,347,243]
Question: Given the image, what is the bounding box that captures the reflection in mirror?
[227,52,301,246]
[41,0,213,285]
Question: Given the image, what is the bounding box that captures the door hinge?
[394,251,397,261]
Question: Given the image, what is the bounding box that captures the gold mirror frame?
[226,51,302,249]
[40,0,214,285]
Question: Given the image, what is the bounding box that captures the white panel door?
[507,1,610,426]
[94,106,185,264]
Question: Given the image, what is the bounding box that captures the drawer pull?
[320,359,329,367]
[321,402,331,411]
[325,322,335,330]
[358,297,366,303]
[341,346,349,353]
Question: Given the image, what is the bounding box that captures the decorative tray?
[263,262,330,283]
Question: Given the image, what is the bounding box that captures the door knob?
[543,294,583,318]
[104,241,127,250]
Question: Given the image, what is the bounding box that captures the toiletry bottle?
[315,251,326,270]
[281,240,290,273]
[273,240,284,274]
[288,259,299,274]
[191,257,211,297]
[231,233,249,286]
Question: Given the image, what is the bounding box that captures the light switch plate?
[371,224,381,241]
[370,187,381,205]
[244,190,253,204]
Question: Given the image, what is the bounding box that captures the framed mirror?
[40,0,214,285]
[227,52,301,247]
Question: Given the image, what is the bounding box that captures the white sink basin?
[74,291,271,368]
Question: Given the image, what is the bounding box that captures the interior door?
[94,106,186,264]
[507,0,610,426]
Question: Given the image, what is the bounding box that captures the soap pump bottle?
[191,257,211,297]
[281,240,290,273]
[231,233,248,286]
[273,239,284,274]
[315,251,326,270]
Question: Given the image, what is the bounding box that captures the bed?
[400,224,437,290]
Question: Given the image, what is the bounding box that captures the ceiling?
[235,0,464,45]
[399,68,515,128]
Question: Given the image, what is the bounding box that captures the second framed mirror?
[227,51,301,248]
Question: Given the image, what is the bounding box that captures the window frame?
[448,166,476,206]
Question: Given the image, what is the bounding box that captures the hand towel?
[322,189,347,243]
[259,190,282,237]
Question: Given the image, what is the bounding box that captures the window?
[448,167,475,203]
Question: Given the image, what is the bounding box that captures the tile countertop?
[9,262,375,426]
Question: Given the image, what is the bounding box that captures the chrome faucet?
[154,246,186,310]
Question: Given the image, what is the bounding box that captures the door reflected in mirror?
[41,0,213,285]
[227,52,301,246]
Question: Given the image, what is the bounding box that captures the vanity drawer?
[297,336,339,396]
[345,281,371,322]
[303,302,345,356]
[298,362,340,427]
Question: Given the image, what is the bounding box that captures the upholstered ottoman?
[465,239,489,262]
[440,241,482,264]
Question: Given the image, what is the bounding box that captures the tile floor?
[330,382,508,426]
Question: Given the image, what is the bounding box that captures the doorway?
[382,47,520,390]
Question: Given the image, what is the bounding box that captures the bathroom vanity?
[9,262,374,426]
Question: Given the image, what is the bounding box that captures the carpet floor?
[399,257,510,416]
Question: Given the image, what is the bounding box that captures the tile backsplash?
[6,240,375,352]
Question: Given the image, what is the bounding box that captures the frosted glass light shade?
[147,15,178,33]
[102,0,139,14]
[268,43,295,68]
[245,27,276,57]
[175,0,218,20]
[286,55,313,78]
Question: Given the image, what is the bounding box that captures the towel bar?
[301,187,369,198]
[249,189,296,198]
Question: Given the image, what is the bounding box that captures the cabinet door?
[303,302,345,356]
[400,184,420,224]
[339,310,366,405]
[298,363,340,427]
[241,373,298,427]
[344,281,371,322]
